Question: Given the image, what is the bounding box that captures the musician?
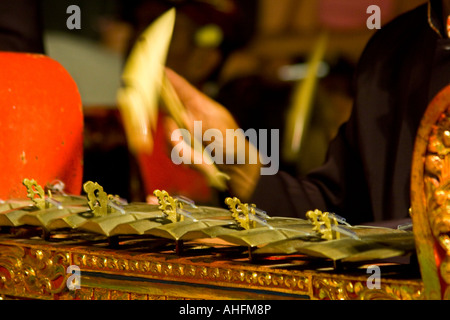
[166,0,450,226]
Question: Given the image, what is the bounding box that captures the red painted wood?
[0,52,83,199]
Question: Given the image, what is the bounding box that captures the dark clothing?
[251,1,450,225]
[0,0,44,53]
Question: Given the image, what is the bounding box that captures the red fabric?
[447,15,450,38]
[137,112,211,202]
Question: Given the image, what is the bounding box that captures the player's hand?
[164,68,262,201]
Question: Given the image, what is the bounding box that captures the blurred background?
[40,0,427,205]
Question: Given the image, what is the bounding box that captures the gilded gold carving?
[0,239,423,300]
[185,265,196,277]
[153,189,183,223]
[110,290,130,300]
[312,276,423,300]
[0,244,70,299]
[306,209,339,240]
[77,287,94,300]
[92,287,110,300]
[130,292,148,300]
[22,178,46,209]
[225,197,257,230]
[422,107,450,297]
[441,256,450,299]
[83,181,109,217]
[69,249,312,295]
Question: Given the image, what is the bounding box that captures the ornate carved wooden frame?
[411,84,450,300]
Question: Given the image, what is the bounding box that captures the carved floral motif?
[311,276,423,300]
[423,107,450,298]
[0,244,69,298]
[0,240,424,300]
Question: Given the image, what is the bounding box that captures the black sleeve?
[250,117,373,225]
[0,0,44,53]
[250,4,430,225]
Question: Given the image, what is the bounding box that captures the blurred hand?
[164,68,262,201]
